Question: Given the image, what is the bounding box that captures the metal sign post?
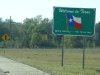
[83,37,86,69]
[61,36,64,66]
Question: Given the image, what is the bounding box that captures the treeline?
[0,15,100,48]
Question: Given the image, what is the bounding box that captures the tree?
[95,22,100,46]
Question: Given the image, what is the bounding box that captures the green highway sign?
[53,7,96,36]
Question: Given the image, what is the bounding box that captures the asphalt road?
[0,69,7,75]
[0,56,50,75]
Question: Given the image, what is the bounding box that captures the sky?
[0,0,99,23]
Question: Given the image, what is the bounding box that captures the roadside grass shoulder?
[0,48,100,75]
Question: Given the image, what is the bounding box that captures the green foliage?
[95,22,100,46]
[64,36,73,48]
[0,16,100,48]
[71,37,83,48]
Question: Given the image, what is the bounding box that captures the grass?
[0,48,100,75]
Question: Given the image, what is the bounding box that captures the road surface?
[0,69,7,75]
[0,56,50,75]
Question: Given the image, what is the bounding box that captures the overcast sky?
[0,0,99,23]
